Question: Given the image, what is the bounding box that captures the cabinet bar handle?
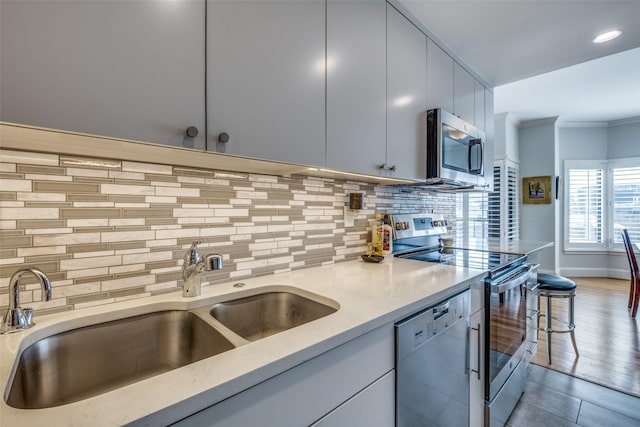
[471,323,481,380]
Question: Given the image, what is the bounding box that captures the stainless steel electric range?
[390,213,537,427]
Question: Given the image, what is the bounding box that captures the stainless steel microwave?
[426,108,486,190]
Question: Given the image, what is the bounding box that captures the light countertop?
[0,257,486,427]
[448,239,554,256]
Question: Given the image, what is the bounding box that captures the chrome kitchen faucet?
[182,241,223,297]
[1,266,52,334]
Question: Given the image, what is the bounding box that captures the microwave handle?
[468,139,483,174]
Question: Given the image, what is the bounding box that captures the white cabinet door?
[207,0,325,165]
[386,4,427,182]
[483,89,495,191]
[475,80,486,131]
[453,62,476,124]
[311,371,395,427]
[173,325,394,427]
[0,0,206,149]
[426,38,454,112]
[326,0,387,175]
[469,309,485,427]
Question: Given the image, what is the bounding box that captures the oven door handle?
[490,263,538,294]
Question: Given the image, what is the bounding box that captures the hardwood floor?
[531,277,640,397]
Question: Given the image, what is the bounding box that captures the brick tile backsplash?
[0,148,456,314]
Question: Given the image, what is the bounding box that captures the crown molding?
[608,116,640,127]
[560,121,608,128]
[518,116,559,128]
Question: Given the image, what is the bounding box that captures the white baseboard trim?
[558,267,630,280]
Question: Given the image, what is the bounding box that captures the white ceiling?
[399,0,640,123]
[495,47,640,123]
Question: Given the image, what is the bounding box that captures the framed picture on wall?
[523,176,552,204]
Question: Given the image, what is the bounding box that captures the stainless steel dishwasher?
[396,290,470,427]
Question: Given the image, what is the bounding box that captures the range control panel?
[390,213,448,240]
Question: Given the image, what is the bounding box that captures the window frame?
[564,157,640,253]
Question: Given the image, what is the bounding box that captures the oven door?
[485,263,537,402]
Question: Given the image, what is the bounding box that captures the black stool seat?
[537,273,576,291]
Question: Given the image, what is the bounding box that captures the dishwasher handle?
[433,301,450,320]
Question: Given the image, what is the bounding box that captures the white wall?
[557,125,609,276]
[553,121,640,278]
[513,118,640,278]
[559,126,608,160]
[494,112,519,162]
[608,120,640,159]
[518,117,559,273]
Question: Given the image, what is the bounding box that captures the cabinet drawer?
[311,370,395,427]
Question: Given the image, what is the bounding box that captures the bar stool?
[535,273,579,364]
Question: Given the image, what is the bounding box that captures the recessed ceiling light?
[593,30,622,44]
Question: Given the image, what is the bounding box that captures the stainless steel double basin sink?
[5,289,338,409]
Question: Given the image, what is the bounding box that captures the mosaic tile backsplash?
[0,148,455,315]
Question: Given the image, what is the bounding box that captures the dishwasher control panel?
[396,290,469,358]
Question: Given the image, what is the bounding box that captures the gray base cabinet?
[469,308,485,427]
[172,324,394,427]
[206,0,326,165]
[311,371,395,427]
[0,0,206,149]
[469,280,486,427]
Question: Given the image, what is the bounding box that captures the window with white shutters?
[565,158,640,251]
[455,191,488,247]
[567,164,605,247]
[456,160,519,246]
[612,164,640,244]
[486,160,519,245]
[488,165,501,239]
[506,164,520,241]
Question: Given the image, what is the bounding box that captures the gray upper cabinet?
[426,38,454,113]
[0,0,206,149]
[207,0,325,165]
[453,62,475,125]
[427,37,487,130]
[386,5,427,182]
[326,0,387,175]
[1,0,492,184]
[474,80,486,131]
[484,88,495,191]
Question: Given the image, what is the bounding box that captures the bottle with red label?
[375,214,393,256]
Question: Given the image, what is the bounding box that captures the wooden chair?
[622,229,639,318]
